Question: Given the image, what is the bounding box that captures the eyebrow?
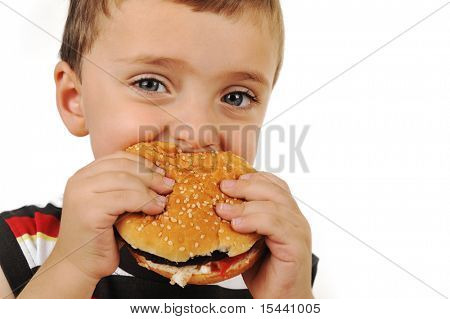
[225,71,270,88]
[116,54,270,88]
[116,54,191,70]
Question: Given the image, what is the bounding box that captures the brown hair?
[59,0,284,85]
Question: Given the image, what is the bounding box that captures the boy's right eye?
[133,77,168,93]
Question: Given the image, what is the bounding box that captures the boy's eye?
[221,91,257,108]
[134,78,168,93]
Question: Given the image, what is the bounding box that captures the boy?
[0,0,318,298]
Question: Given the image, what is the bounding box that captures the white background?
[0,0,448,299]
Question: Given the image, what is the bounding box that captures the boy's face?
[70,0,278,163]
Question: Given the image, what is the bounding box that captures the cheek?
[223,127,260,164]
[83,92,164,158]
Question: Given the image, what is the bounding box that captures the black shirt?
[0,203,318,298]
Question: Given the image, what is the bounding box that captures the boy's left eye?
[221,91,258,108]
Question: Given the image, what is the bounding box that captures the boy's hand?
[215,172,313,299]
[54,151,174,283]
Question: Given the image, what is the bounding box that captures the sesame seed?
[126,220,131,224]
[176,199,180,204]
[158,232,162,237]
[170,217,177,223]
[167,225,172,230]
[181,224,186,228]
[187,209,192,213]
[189,252,194,257]
[200,234,205,239]
[188,213,193,218]
[203,219,208,223]
[164,236,168,241]
[179,246,185,251]
[160,224,164,228]
[219,229,224,233]
[214,222,219,225]
[226,236,230,240]
[190,222,194,226]
[151,221,157,226]
[194,242,199,248]
[195,226,200,230]
[168,240,173,246]
[193,185,197,189]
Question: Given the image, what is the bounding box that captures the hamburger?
[114,142,266,287]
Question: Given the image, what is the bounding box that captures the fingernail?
[239,174,252,180]
[155,167,165,175]
[231,217,242,227]
[155,195,167,206]
[163,177,175,188]
[216,203,234,212]
[221,180,236,189]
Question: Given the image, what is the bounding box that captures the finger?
[84,162,174,195]
[219,179,295,206]
[82,151,165,176]
[229,212,309,262]
[94,189,167,216]
[239,172,291,193]
[215,201,303,227]
[230,211,293,244]
[84,170,170,196]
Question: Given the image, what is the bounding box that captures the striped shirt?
[0,203,318,298]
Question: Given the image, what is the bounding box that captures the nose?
[164,100,221,153]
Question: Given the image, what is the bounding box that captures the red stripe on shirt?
[4,211,60,238]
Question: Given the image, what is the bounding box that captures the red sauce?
[211,251,248,276]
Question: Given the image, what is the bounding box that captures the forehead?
[91,0,278,85]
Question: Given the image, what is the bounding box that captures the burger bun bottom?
[128,239,266,287]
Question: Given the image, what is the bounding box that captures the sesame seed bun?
[114,142,265,287]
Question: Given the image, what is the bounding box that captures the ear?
[54,61,88,137]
